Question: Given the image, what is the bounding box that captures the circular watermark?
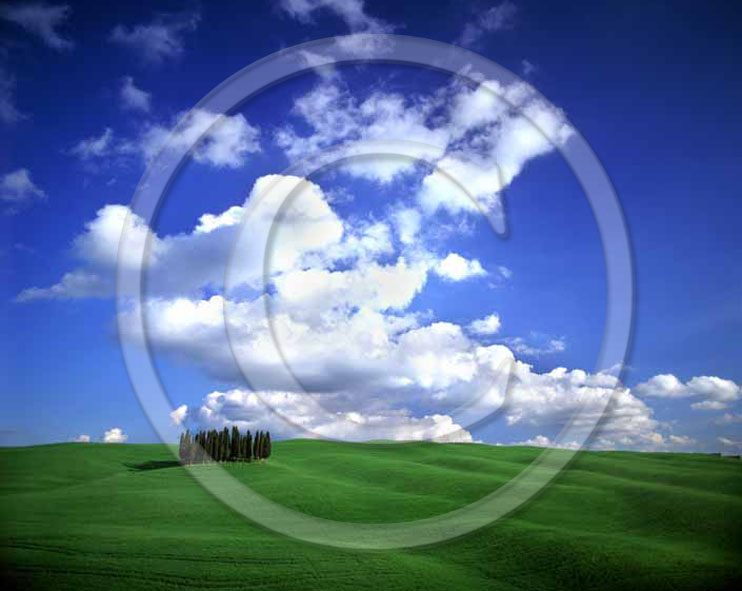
[116,34,633,549]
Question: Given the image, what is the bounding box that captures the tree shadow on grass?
[124,460,181,471]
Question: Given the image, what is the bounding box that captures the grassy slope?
[1,440,741,590]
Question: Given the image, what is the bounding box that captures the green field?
[1,440,741,590]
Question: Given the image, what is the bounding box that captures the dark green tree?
[254,430,262,459]
[181,429,192,464]
[193,431,204,464]
[263,431,271,459]
[245,430,253,462]
[231,426,240,460]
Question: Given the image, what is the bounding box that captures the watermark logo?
[116,34,633,549]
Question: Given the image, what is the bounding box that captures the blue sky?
[1,0,741,451]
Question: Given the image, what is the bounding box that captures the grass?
[1,440,741,590]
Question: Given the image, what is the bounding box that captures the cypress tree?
[245,430,253,462]
[183,429,192,464]
[222,427,230,462]
[231,426,240,461]
[253,430,261,460]
[194,431,204,464]
[208,430,217,462]
[178,432,185,463]
[263,431,271,459]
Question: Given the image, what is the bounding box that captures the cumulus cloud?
[73,434,90,442]
[198,388,472,442]
[102,427,127,443]
[1,2,73,50]
[458,1,517,47]
[1,168,45,210]
[635,374,741,411]
[109,11,200,65]
[170,404,188,426]
[434,253,486,281]
[469,313,501,336]
[119,76,151,112]
[276,76,572,228]
[15,175,344,300]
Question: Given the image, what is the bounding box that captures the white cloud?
[102,427,128,443]
[16,175,343,300]
[500,335,566,357]
[73,434,90,443]
[1,168,45,209]
[635,374,741,411]
[469,313,501,336]
[718,437,742,449]
[134,109,260,168]
[69,127,114,161]
[16,270,110,301]
[198,388,472,442]
[668,434,694,446]
[0,66,25,124]
[392,208,421,246]
[279,0,392,34]
[458,1,517,47]
[512,435,580,450]
[434,253,486,281]
[170,404,188,426]
[69,110,260,169]
[109,11,199,65]
[276,77,572,225]
[119,76,151,112]
[1,2,73,50]
[715,413,742,425]
[498,265,513,279]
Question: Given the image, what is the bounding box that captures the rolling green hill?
[1,440,741,590]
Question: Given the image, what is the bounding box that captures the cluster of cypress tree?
[178,427,271,464]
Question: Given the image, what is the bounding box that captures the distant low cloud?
[718,436,742,449]
[715,413,742,425]
[668,434,695,446]
[458,1,517,47]
[635,374,741,411]
[511,434,580,450]
[109,10,200,65]
[73,434,90,442]
[0,2,73,50]
[102,427,127,443]
[1,168,46,212]
[119,76,151,112]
